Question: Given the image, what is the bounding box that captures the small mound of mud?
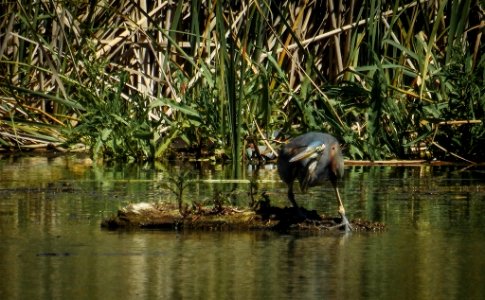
[101,202,385,232]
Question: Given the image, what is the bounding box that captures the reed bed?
[0,0,483,163]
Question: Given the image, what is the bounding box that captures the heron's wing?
[289,142,326,162]
[300,160,318,192]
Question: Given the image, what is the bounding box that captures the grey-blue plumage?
[277,132,351,231]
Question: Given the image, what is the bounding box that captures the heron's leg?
[334,186,352,232]
[287,184,309,220]
[287,184,299,208]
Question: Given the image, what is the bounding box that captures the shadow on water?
[0,155,484,299]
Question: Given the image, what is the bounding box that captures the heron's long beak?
[289,144,326,162]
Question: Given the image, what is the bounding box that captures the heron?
[277,132,352,231]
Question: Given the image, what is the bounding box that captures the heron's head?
[329,142,344,179]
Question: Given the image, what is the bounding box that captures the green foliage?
[0,0,483,162]
[68,71,155,161]
[434,47,485,159]
[163,171,191,216]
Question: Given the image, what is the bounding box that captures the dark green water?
[0,155,484,300]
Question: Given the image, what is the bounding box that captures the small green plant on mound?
[163,171,191,217]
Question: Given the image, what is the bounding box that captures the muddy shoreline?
[101,202,385,232]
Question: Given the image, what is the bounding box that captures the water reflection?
[0,155,484,299]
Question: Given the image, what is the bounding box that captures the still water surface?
[0,155,484,299]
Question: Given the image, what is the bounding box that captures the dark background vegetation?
[0,0,483,163]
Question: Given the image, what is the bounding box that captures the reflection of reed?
[128,232,360,299]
